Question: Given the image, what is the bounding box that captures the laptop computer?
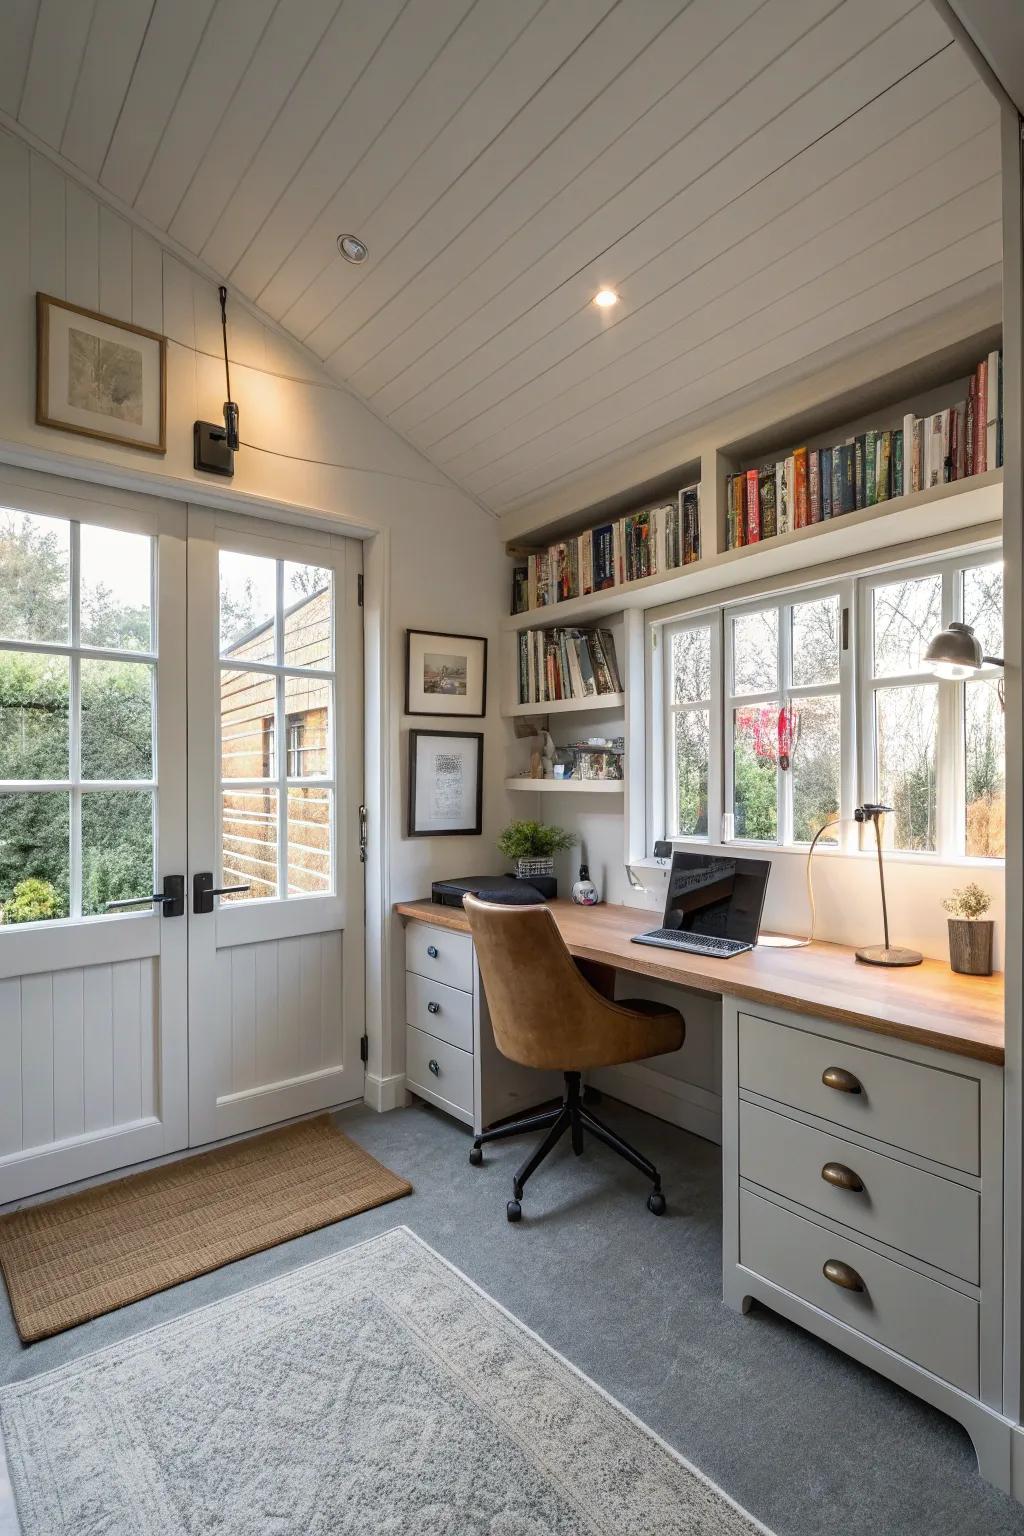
[631,851,771,959]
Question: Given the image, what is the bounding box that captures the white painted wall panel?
[0,0,41,119]
[18,0,96,151]
[65,180,99,310]
[98,204,133,321]
[19,973,54,1151]
[60,0,156,180]
[29,151,65,297]
[51,968,85,1141]
[0,979,23,1154]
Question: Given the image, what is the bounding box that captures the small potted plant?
[941,882,994,976]
[497,819,576,883]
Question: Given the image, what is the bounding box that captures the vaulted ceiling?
[1,0,1002,518]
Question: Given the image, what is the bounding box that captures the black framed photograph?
[405,629,487,717]
[408,730,483,837]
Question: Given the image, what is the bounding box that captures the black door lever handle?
[193,872,251,914]
[107,874,185,917]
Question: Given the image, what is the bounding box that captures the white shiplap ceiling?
[1,0,1003,519]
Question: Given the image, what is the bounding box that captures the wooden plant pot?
[947,918,994,976]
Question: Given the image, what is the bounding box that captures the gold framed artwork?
[36,293,167,454]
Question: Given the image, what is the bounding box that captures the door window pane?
[791,596,839,686]
[219,551,275,661]
[871,575,942,677]
[733,707,777,840]
[965,678,1005,858]
[0,791,70,921]
[875,684,938,850]
[221,789,278,900]
[0,651,69,779]
[81,790,154,915]
[283,563,332,669]
[0,509,70,643]
[732,610,778,695]
[962,562,1003,662]
[673,709,709,837]
[220,668,276,780]
[791,695,840,844]
[671,626,711,704]
[81,659,153,779]
[283,676,330,778]
[80,525,152,651]
[287,787,331,895]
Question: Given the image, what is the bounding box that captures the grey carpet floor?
[2,1097,1024,1536]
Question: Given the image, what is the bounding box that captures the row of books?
[511,487,699,613]
[517,627,623,706]
[726,352,1002,549]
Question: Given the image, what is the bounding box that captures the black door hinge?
[357,573,364,607]
[360,1034,369,1064]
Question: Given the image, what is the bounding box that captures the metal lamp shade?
[924,621,984,679]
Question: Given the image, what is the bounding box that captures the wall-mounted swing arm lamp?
[924,621,1004,680]
[193,285,240,478]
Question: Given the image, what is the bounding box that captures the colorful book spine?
[758,465,777,540]
[792,448,809,529]
[745,468,760,543]
[820,448,832,519]
[808,450,821,524]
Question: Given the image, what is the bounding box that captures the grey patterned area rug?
[1,1227,771,1535]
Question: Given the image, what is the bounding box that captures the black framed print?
[408,730,483,837]
[405,629,487,717]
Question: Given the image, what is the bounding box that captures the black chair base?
[470,1072,666,1221]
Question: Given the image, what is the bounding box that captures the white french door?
[185,509,365,1146]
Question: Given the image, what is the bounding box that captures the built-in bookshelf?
[505,777,624,794]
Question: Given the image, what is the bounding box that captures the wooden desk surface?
[395,898,1005,1066]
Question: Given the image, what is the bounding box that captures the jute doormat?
[0,1117,411,1343]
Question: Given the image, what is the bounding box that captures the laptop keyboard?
[631,929,752,958]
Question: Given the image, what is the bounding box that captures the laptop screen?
[662,852,770,944]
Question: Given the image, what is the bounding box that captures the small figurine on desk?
[572,860,600,905]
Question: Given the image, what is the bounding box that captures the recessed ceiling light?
[593,288,619,308]
[337,234,369,264]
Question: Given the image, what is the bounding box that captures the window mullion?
[276,560,288,901]
[938,567,963,859]
[69,522,82,921]
[778,603,791,846]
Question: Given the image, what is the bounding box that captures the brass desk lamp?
[854,803,922,968]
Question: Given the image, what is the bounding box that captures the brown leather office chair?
[464,895,684,1222]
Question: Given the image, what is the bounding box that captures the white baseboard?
[364,1073,410,1114]
[590,1062,722,1145]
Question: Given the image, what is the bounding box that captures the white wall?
[0,129,512,1098]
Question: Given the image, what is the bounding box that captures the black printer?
[430,873,555,906]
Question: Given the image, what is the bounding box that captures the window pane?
[732,610,777,695]
[0,651,69,780]
[791,695,840,844]
[81,790,154,915]
[219,551,275,661]
[962,562,1003,662]
[791,596,839,686]
[0,509,70,644]
[0,791,69,921]
[222,789,278,900]
[80,526,152,651]
[671,625,711,705]
[283,563,332,669]
[871,574,941,677]
[221,667,276,780]
[673,709,709,836]
[733,706,777,840]
[81,659,153,780]
[875,684,938,850]
[965,678,1005,858]
[283,676,330,779]
[287,787,332,895]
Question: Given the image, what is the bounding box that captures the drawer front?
[406,972,474,1054]
[740,1100,979,1283]
[738,1012,979,1174]
[740,1189,978,1396]
[406,1025,474,1119]
[406,922,474,993]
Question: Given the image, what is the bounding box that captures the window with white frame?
[657,547,1003,862]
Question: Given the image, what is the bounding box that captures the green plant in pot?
[497,820,576,883]
[941,882,994,976]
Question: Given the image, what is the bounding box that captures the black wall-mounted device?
[194,285,240,477]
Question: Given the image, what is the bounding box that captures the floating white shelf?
[502,692,625,719]
[505,777,624,793]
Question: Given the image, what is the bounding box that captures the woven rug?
[0,1227,771,1536]
[0,1117,410,1343]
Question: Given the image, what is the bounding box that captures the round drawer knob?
[822,1066,861,1094]
[426,945,439,959]
[428,1058,440,1077]
[427,1000,440,1015]
[821,1162,864,1193]
[823,1259,865,1293]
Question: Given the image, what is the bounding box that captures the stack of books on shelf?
[726,350,1002,550]
[517,626,623,706]
[511,486,699,614]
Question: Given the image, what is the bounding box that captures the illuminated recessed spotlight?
[593,288,619,308]
[337,233,369,264]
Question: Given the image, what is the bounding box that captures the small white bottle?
[572,862,599,906]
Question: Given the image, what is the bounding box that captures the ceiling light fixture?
[593,288,619,308]
[337,233,369,264]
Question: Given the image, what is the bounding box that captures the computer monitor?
[661,852,770,946]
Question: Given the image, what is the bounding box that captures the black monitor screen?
[662,853,769,943]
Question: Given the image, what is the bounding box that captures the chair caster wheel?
[506,1200,522,1223]
[647,1191,666,1216]
[469,1146,483,1166]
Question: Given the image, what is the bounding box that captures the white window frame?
[658,612,722,842]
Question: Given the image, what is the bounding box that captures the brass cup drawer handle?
[823,1259,865,1293]
[822,1066,862,1094]
[821,1162,864,1193]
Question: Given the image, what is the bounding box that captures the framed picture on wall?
[408,730,483,837]
[405,629,487,717]
[36,293,167,454]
